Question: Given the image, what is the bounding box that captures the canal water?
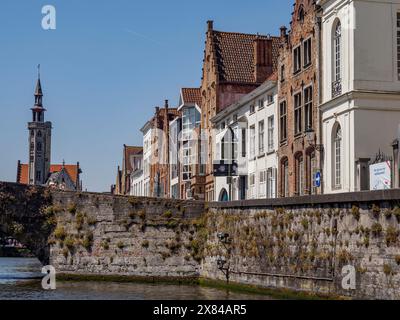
[0,258,273,300]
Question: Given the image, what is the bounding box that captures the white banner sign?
[370,161,391,190]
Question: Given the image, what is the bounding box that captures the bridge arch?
[0,182,54,264]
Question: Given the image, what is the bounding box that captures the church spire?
[34,65,43,107]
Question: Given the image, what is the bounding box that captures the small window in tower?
[37,131,42,138]
[30,130,34,136]
[298,6,305,23]
[36,171,41,180]
[37,142,42,152]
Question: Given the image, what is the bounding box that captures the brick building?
[200,21,280,201]
[277,0,322,197]
[149,100,180,198]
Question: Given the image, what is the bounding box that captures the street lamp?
[305,128,324,152]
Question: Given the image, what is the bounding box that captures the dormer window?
[250,105,255,114]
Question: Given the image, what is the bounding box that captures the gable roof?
[123,146,143,173]
[17,163,80,186]
[211,30,280,84]
[181,88,202,107]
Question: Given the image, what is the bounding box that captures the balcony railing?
[332,79,342,98]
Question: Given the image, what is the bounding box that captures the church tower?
[28,67,52,185]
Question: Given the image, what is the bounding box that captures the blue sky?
[0,0,293,192]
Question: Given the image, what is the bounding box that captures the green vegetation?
[43,205,63,216]
[337,249,353,264]
[383,264,394,276]
[301,218,309,230]
[67,203,77,215]
[351,205,360,221]
[141,240,149,248]
[138,209,146,220]
[82,232,94,250]
[64,237,75,251]
[54,226,67,240]
[128,197,140,207]
[76,212,85,231]
[386,226,399,246]
[371,204,381,218]
[371,223,383,237]
[101,240,110,250]
[393,207,400,222]
[163,210,173,219]
[117,241,125,249]
[62,248,69,258]
[384,209,393,219]
[87,216,97,226]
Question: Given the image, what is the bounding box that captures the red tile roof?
[17,163,80,185]
[181,88,202,107]
[211,31,280,84]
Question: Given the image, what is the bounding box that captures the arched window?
[334,21,342,82]
[306,148,317,195]
[219,188,229,202]
[298,6,305,23]
[281,158,289,198]
[333,124,342,189]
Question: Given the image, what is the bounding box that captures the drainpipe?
[316,6,324,195]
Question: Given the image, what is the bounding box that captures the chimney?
[207,20,214,32]
[16,160,21,183]
[254,37,273,83]
[164,99,169,110]
[280,26,287,39]
[155,106,160,113]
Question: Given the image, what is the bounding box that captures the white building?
[211,77,279,201]
[318,0,400,193]
[130,151,144,197]
[169,116,181,199]
[141,121,152,197]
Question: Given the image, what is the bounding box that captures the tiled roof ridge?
[212,29,279,39]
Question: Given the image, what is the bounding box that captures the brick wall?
[277,1,322,197]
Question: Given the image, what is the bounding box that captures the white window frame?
[303,37,312,67]
[334,124,342,189]
[304,85,313,131]
[293,45,301,73]
[250,125,256,158]
[258,120,265,154]
[334,21,342,82]
[267,116,274,152]
[294,91,302,135]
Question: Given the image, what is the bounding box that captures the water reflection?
[0,258,273,300]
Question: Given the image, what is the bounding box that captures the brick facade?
[149,101,180,198]
[200,21,279,201]
[277,0,322,197]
